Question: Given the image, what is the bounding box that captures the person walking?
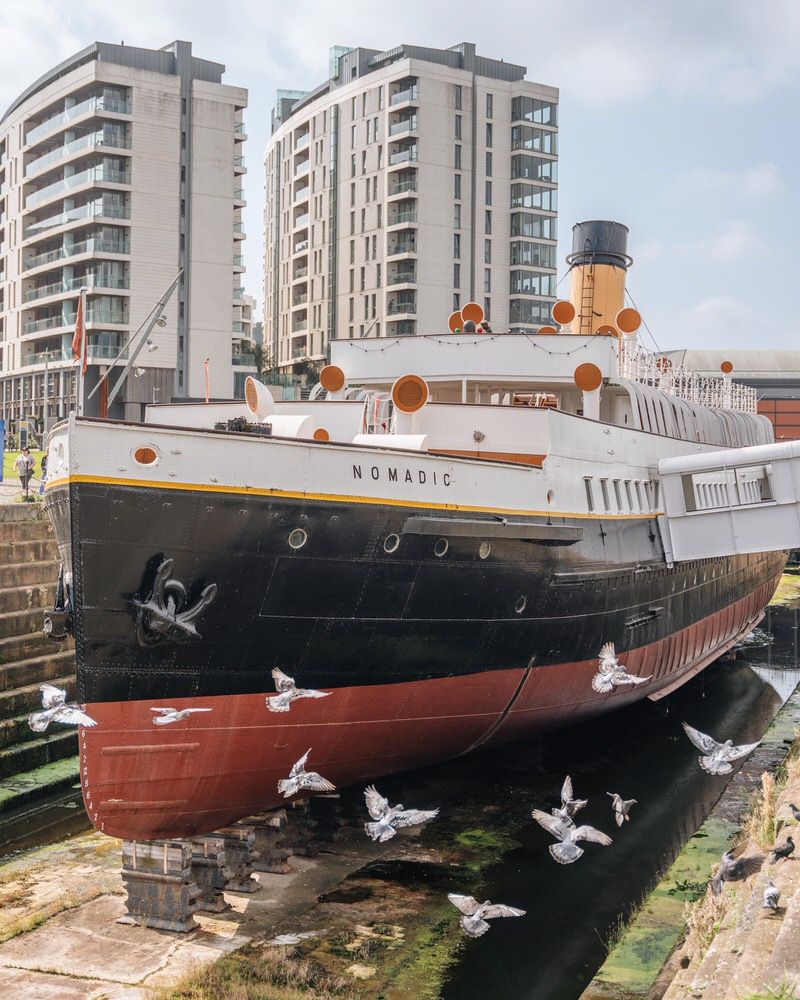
[14,447,35,499]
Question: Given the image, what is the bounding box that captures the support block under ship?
[42,221,800,840]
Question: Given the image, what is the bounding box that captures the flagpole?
[76,286,87,416]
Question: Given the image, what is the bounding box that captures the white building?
[0,39,247,439]
[263,42,558,374]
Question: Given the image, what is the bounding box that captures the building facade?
[0,40,247,441]
[263,42,558,373]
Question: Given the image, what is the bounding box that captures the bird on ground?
[551,775,588,826]
[763,878,781,912]
[787,803,800,822]
[769,836,795,864]
[28,683,97,732]
[151,706,212,725]
[682,722,759,775]
[278,748,336,798]
[591,643,651,694]
[607,792,637,827]
[266,668,330,713]
[531,808,613,864]
[447,893,526,937]
[710,848,765,895]
[363,785,439,842]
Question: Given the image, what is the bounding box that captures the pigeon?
[277,748,336,798]
[682,722,759,775]
[551,775,588,826]
[763,877,781,912]
[591,642,651,693]
[710,848,765,895]
[363,785,439,842]
[531,808,613,864]
[607,792,637,826]
[28,683,97,732]
[151,706,212,725]
[787,803,800,822]
[266,668,330,713]
[447,893,526,937]
[769,836,795,864]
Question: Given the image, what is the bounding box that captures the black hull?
[46,481,787,704]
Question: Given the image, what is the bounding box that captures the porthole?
[288,528,308,550]
[434,537,449,558]
[133,445,159,466]
[515,596,527,614]
[479,541,491,560]
[384,533,400,553]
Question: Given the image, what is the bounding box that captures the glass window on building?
[485,239,492,263]
[454,262,460,288]
[485,181,492,205]
[484,268,491,293]
[486,93,493,118]
[454,145,462,169]
[454,203,461,228]
[454,233,461,258]
[455,115,462,139]
[511,96,559,126]
[485,210,492,234]
[454,173,461,199]
[486,123,493,147]
[454,85,462,110]
[486,151,492,176]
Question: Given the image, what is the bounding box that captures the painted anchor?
[133,558,217,646]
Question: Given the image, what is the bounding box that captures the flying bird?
[447,893,526,937]
[363,785,439,842]
[277,748,336,798]
[551,775,588,826]
[710,848,765,895]
[28,684,97,732]
[763,878,781,912]
[682,722,759,775]
[266,667,330,713]
[151,706,212,725]
[607,792,637,826]
[531,808,613,864]
[591,642,651,694]
[769,836,795,864]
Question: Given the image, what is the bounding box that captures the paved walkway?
[0,477,45,504]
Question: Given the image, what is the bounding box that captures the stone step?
[0,559,61,590]
[0,503,48,524]
[0,582,59,616]
[0,674,77,725]
[0,517,55,543]
[0,628,67,663]
[0,729,78,780]
[0,537,60,565]
[0,604,55,640]
[0,754,81,814]
[0,649,76,694]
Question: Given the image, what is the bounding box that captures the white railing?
[619,338,757,413]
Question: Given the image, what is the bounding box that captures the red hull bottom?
[79,577,775,840]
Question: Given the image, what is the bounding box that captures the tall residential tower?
[263,42,558,373]
[0,40,247,440]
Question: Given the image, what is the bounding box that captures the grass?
[736,984,800,999]
[149,947,366,1000]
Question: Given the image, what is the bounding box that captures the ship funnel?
[560,221,638,337]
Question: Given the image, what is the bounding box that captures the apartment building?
[263,42,558,373]
[0,39,247,440]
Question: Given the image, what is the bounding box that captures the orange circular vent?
[391,374,429,413]
[448,310,463,333]
[313,427,330,441]
[319,365,345,392]
[574,363,603,392]
[244,377,260,413]
[537,325,558,335]
[552,300,576,325]
[595,324,619,337]
[720,360,733,374]
[461,302,484,324]
[615,307,641,333]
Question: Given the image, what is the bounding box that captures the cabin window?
[584,477,595,513]
[600,479,611,513]
[634,481,644,511]
[624,480,634,511]
[613,480,623,511]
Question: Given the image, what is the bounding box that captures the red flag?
[71,295,87,375]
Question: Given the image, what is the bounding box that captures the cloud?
[678,162,783,200]
[680,296,756,348]
[694,220,769,263]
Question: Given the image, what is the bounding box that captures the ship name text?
[353,464,451,487]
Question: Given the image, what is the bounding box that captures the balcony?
[293,239,309,255]
[232,353,255,366]
[234,155,246,174]
[294,132,310,150]
[388,268,416,285]
[388,176,418,197]
[293,184,310,203]
[388,209,417,227]
[294,159,310,176]
[292,292,308,307]
[387,298,416,316]
[24,198,129,238]
[389,117,417,137]
[292,266,308,281]
[24,236,129,271]
[25,94,131,146]
[388,242,417,257]
[25,164,130,210]
[389,145,417,167]
[390,86,418,107]
[24,272,127,303]
[291,319,308,334]
[25,130,131,179]
[292,213,310,230]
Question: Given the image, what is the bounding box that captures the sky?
[1,0,798,354]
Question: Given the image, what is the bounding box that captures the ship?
[41,220,800,841]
